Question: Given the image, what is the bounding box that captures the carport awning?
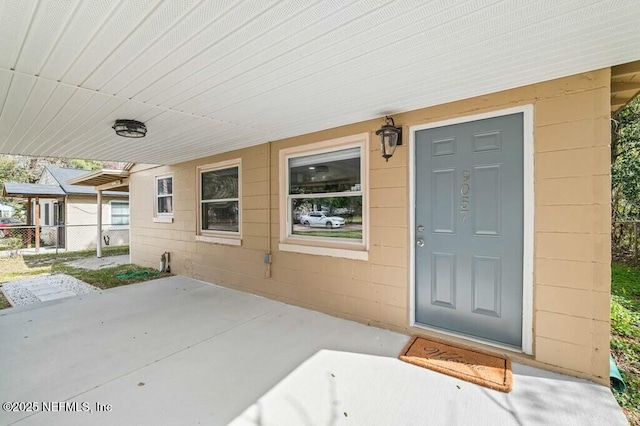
[2,183,65,198]
[612,61,640,115]
[66,169,130,191]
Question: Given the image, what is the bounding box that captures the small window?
[44,203,50,226]
[198,160,241,236]
[155,175,173,216]
[279,133,368,258]
[111,202,130,226]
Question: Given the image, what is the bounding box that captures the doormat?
[399,336,512,392]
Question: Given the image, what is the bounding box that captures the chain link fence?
[0,224,129,256]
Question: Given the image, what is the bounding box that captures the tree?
[612,97,640,220]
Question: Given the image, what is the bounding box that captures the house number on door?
[460,170,470,221]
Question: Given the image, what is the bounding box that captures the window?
[111,202,130,225]
[155,175,173,219]
[44,203,50,226]
[279,134,368,259]
[197,159,241,238]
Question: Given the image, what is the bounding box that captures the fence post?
[633,221,638,260]
[34,198,40,254]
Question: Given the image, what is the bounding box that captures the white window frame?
[279,133,369,261]
[196,159,242,246]
[109,200,130,228]
[154,174,174,223]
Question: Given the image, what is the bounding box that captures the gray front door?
[414,113,524,348]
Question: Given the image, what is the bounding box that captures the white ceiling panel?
[39,0,121,80]
[0,73,37,152]
[0,0,38,69]
[98,0,240,95]
[61,0,160,85]
[0,0,639,165]
[0,78,58,152]
[81,0,200,90]
[14,0,77,75]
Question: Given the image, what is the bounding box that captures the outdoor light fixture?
[376,116,402,161]
[112,119,147,138]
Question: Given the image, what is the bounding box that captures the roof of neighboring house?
[2,183,66,197]
[44,166,128,197]
[2,166,128,198]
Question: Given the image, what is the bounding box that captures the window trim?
[109,200,130,227]
[278,133,369,259]
[154,174,174,223]
[196,158,242,242]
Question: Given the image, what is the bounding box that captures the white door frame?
[408,105,534,355]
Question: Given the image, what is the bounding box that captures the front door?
[414,113,524,348]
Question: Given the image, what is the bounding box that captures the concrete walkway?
[64,254,130,270]
[0,276,626,426]
[1,274,97,306]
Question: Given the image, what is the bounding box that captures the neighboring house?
[0,202,14,218]
[2,166,129,251]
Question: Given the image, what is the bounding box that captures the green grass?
[0,246,130,283]
[51,263,171,290]
[0,292,10,309]
[611,263,640,425]
[293,230,363,239]
[0,246,170,309]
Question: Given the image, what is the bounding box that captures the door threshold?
[411,321,523,354]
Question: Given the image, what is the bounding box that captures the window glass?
[199,165,240,234]
[286,145,363,243]
[111,202,130,225]
[201,201,239,232]
[157,177,172,195]
[202,168,238,200]
[156,176,173,215]
[292,196,362,240]
[289,147,360,195]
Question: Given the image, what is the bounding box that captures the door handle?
[416,239,425,247]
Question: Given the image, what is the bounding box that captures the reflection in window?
[287,146,363,241]
[156,176,173,215]
[199,165,240,233]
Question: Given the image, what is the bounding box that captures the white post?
[97,189,102,258]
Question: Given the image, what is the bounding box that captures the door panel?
[415,113,524,347]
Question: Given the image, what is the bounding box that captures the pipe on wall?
[265,141,272,279]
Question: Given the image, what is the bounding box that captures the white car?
[300,212,345,228]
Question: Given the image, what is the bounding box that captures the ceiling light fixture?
[112,119,147,138]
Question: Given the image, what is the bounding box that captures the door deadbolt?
[417,225,425,232]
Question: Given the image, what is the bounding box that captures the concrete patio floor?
[0,276,626,426]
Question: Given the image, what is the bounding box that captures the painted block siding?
[129,69,611,384]
[66,196,129,251]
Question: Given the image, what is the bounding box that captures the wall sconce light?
[112,119,147,138]
[375,116,402,161]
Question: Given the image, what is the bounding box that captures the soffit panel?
[0,0,638,165]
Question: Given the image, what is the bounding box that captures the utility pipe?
[265,141,272,278]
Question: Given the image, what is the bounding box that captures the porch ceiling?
[66,169,130,190]
[0,1,639,166]
[612,61,640,116]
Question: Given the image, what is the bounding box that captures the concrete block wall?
[129,69,611,384]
